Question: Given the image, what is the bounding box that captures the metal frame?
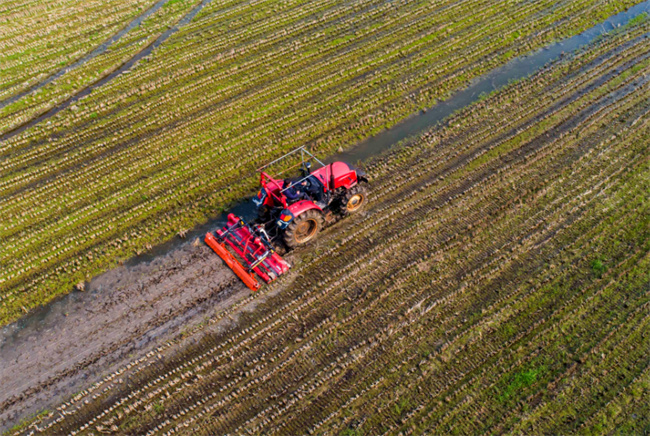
[216,218,280,279]
[256,146,325,173]
[257,146,329,197]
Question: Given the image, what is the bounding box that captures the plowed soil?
[0,240,254,430]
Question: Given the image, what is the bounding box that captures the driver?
[298,177,325,204]
[283,179,303,203]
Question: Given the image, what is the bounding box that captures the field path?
[0,241,249,431]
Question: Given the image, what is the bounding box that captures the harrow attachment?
[205,213,290,291]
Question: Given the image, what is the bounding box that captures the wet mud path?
[0,242,247,429]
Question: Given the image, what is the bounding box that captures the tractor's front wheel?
[283,209,324,248]
[340,184,368,216]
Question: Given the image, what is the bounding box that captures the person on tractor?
[297,176,326,207]
[283,179,303,203]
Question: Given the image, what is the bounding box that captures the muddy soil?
[0,238,249,431]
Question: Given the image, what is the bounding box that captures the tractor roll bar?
[257,146,325,172]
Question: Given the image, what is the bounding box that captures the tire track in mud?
[0,0,214,143]
[0,0,171,111]
[24,32,650,434]
[0,243,244,431]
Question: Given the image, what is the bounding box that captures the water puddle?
[3,0,650,337]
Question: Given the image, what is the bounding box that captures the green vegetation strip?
[0,0,157,101]
[0,0,203,133]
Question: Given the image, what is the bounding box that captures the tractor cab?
[253,149,365,213]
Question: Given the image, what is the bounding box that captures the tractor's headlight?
[277,209,293,228]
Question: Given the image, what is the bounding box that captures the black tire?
[283,209,324,248]
[340,184,368,216]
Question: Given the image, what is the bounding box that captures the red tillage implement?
[205,213,290,291]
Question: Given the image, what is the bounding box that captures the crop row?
[0,0,203,134]
[0,0,158,103]
[0,0,645,326]
[11,19,649,435]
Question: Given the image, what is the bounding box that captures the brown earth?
[0,238,254,431]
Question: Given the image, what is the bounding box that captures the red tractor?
[205,147,368,291]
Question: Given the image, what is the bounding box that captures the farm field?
[0,0,201,131]
[4,16,649,435]
[0,0,155,102]
[0,0,647,326]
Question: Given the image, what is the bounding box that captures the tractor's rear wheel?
[283,209,324,248]
[341,185,368,216]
